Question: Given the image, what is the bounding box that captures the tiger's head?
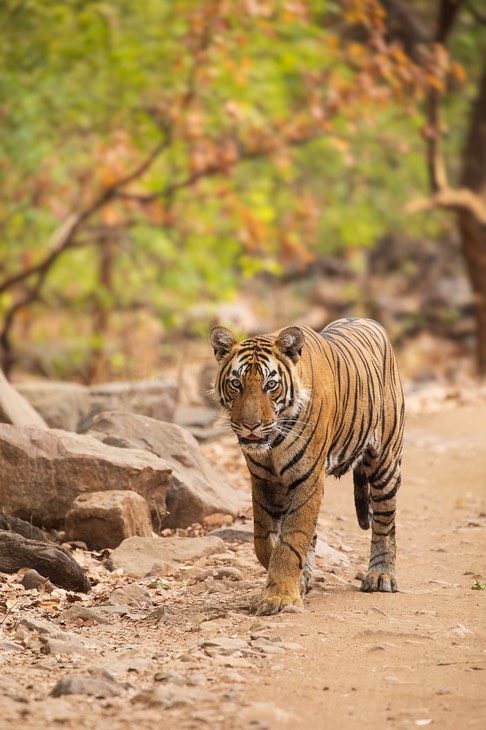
[209,325,307,451]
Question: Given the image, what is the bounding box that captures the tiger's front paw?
[256,587,303,616]
[360,567,397,593]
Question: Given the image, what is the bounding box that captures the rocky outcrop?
[0,370,48,429]
[15,377,178,432]
[64,491,153,550]
[0,424,171,529]
[89,412,246,528]
[15,382,91,431]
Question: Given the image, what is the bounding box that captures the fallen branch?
[0,531,91,593]
[0,513,54,543]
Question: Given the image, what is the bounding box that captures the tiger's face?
[209,325,306,451]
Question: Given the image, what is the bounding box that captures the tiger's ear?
[275,326,305,363]
[209,326,238,362]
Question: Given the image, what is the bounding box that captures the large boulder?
[85,379,177,430]
[15,381,91,431]
[0,424,171,529]
[0,370,48,429]
[64,490,153,550]
[89,411,246,528]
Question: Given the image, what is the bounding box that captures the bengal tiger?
[209,317,404,615]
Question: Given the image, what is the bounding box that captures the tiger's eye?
[266,379,278,390]
[230,378,241,389]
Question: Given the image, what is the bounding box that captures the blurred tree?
[404,0,486,374]
[0,0,483,378]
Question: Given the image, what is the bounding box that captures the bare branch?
[0,137,170,298]
[405,187,486,224]
[408,1,486,224]
[425,91,449,193]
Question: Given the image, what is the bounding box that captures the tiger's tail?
[353,466,371,530]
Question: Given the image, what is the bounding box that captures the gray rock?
[315,538,351,566]
[209,523,254,543]
[20,569,53,591]
[107,535,226,577]
[89,411,246,528]
[86,378,177,429]
[133,684,212,708]
[0,424,171,529]
[51,673,120,698]
[64,490,153,550]
[107,585,153,609]
[56,606,110,625]
[199,636,250,656]
[0,370,48,429]
[15,381,91,431]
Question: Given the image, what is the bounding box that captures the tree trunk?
[458,56,486,375]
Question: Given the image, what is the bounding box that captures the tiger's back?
[210,317,404,615]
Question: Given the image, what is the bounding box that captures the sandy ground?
[1,400,485,729]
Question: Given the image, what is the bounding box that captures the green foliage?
[0,0,483,377]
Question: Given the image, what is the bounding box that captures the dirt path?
[1,401,485,729]
[239,404,486,729]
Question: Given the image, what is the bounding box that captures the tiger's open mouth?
[239,434,271,447]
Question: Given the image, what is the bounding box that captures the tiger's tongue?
[246,434,262,441]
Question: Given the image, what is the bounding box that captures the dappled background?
[1,0,485,385]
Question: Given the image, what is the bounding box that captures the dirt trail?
[1,401,485,730]
[241,404,486,729]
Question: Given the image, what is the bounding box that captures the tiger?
[209,317,404,616]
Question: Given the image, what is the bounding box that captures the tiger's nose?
[242,421,261,431]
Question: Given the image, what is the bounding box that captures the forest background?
[1,0,485,385]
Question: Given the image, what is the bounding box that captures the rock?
[214,566,244,581]
[15,381,91,431]
[50,674,121,698]
[88,411,245,528]
[133,684,212,708]
[19,616,82,640]
[209,523,254,543]
[315,538,351,567]
[107,585,153,609]
[56,606,110,626]
[0,531,90,592]
[85,378,177,430]
[20,569,54,591]
[18,616,101,656]
[250,637,285,655]
[0,424,171,529]
[199,636,250,657]
[172,405,219,439]
[0,369,48,429]
[0,640,24,652]
[107,535,226,577]
[64,490,153,550]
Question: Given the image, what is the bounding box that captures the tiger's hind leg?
[360,454,401,593]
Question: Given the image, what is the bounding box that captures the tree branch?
[406,0,486,225]
[405,187,486,224]
[0,137,170,298]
